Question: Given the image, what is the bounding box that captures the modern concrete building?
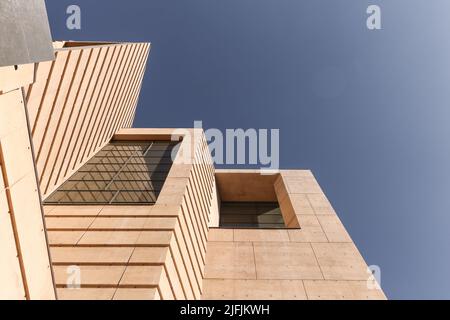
[0,1,385,300]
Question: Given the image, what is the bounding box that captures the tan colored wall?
[25,42,150,199]
[36,127,384,300]
[0,64,56,299]
[44,204,172,300]
[202,170,386,300]
[44,128,216,300]
[0,41,150,300]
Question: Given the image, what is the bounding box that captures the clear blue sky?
[46,0,450,299]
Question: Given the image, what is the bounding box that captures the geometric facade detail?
[25,42,150,199]
[203,170,387,300]
[44,141,176,205]
[44,128,216,300]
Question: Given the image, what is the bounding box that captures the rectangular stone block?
[119,266,163,287]
[304,280,386,300]
[317,215,352,242]
[208,229,234,242]
[253,242,323,280]
[311,243,369,280]
[47,231,85,245]
[204,242,256,279]
[289,194,315,215]
[53,265,126,287]
[288,215,328,242]
[307,194,336,215]
[50,247,134,264]
[234,229,290,242]
[202,279,307,300]
[283,176,322,194]
[113,288,159,300]
[57,288,116,300]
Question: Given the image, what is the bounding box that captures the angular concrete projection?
[202,170,386,300]
[44,129,216,300]
[25,42,150,199]
[0,39,150,299]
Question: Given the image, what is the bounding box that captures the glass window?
[44,141,177,205]
[219,201,285,229]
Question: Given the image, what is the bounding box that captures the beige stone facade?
[27,42,150,199]
[44,128,215,300]
[203,171,385,300]
[0,66,55,299]
[0,41,150,299]
[0,41,386,300]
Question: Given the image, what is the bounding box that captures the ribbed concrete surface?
[44,129,216,300]
[25,42,150,199]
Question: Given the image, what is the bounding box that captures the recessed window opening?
[214,171,300,229]
[44,140,177,205]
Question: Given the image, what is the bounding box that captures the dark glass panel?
[44,141,177,205]
[219,201,286,229]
